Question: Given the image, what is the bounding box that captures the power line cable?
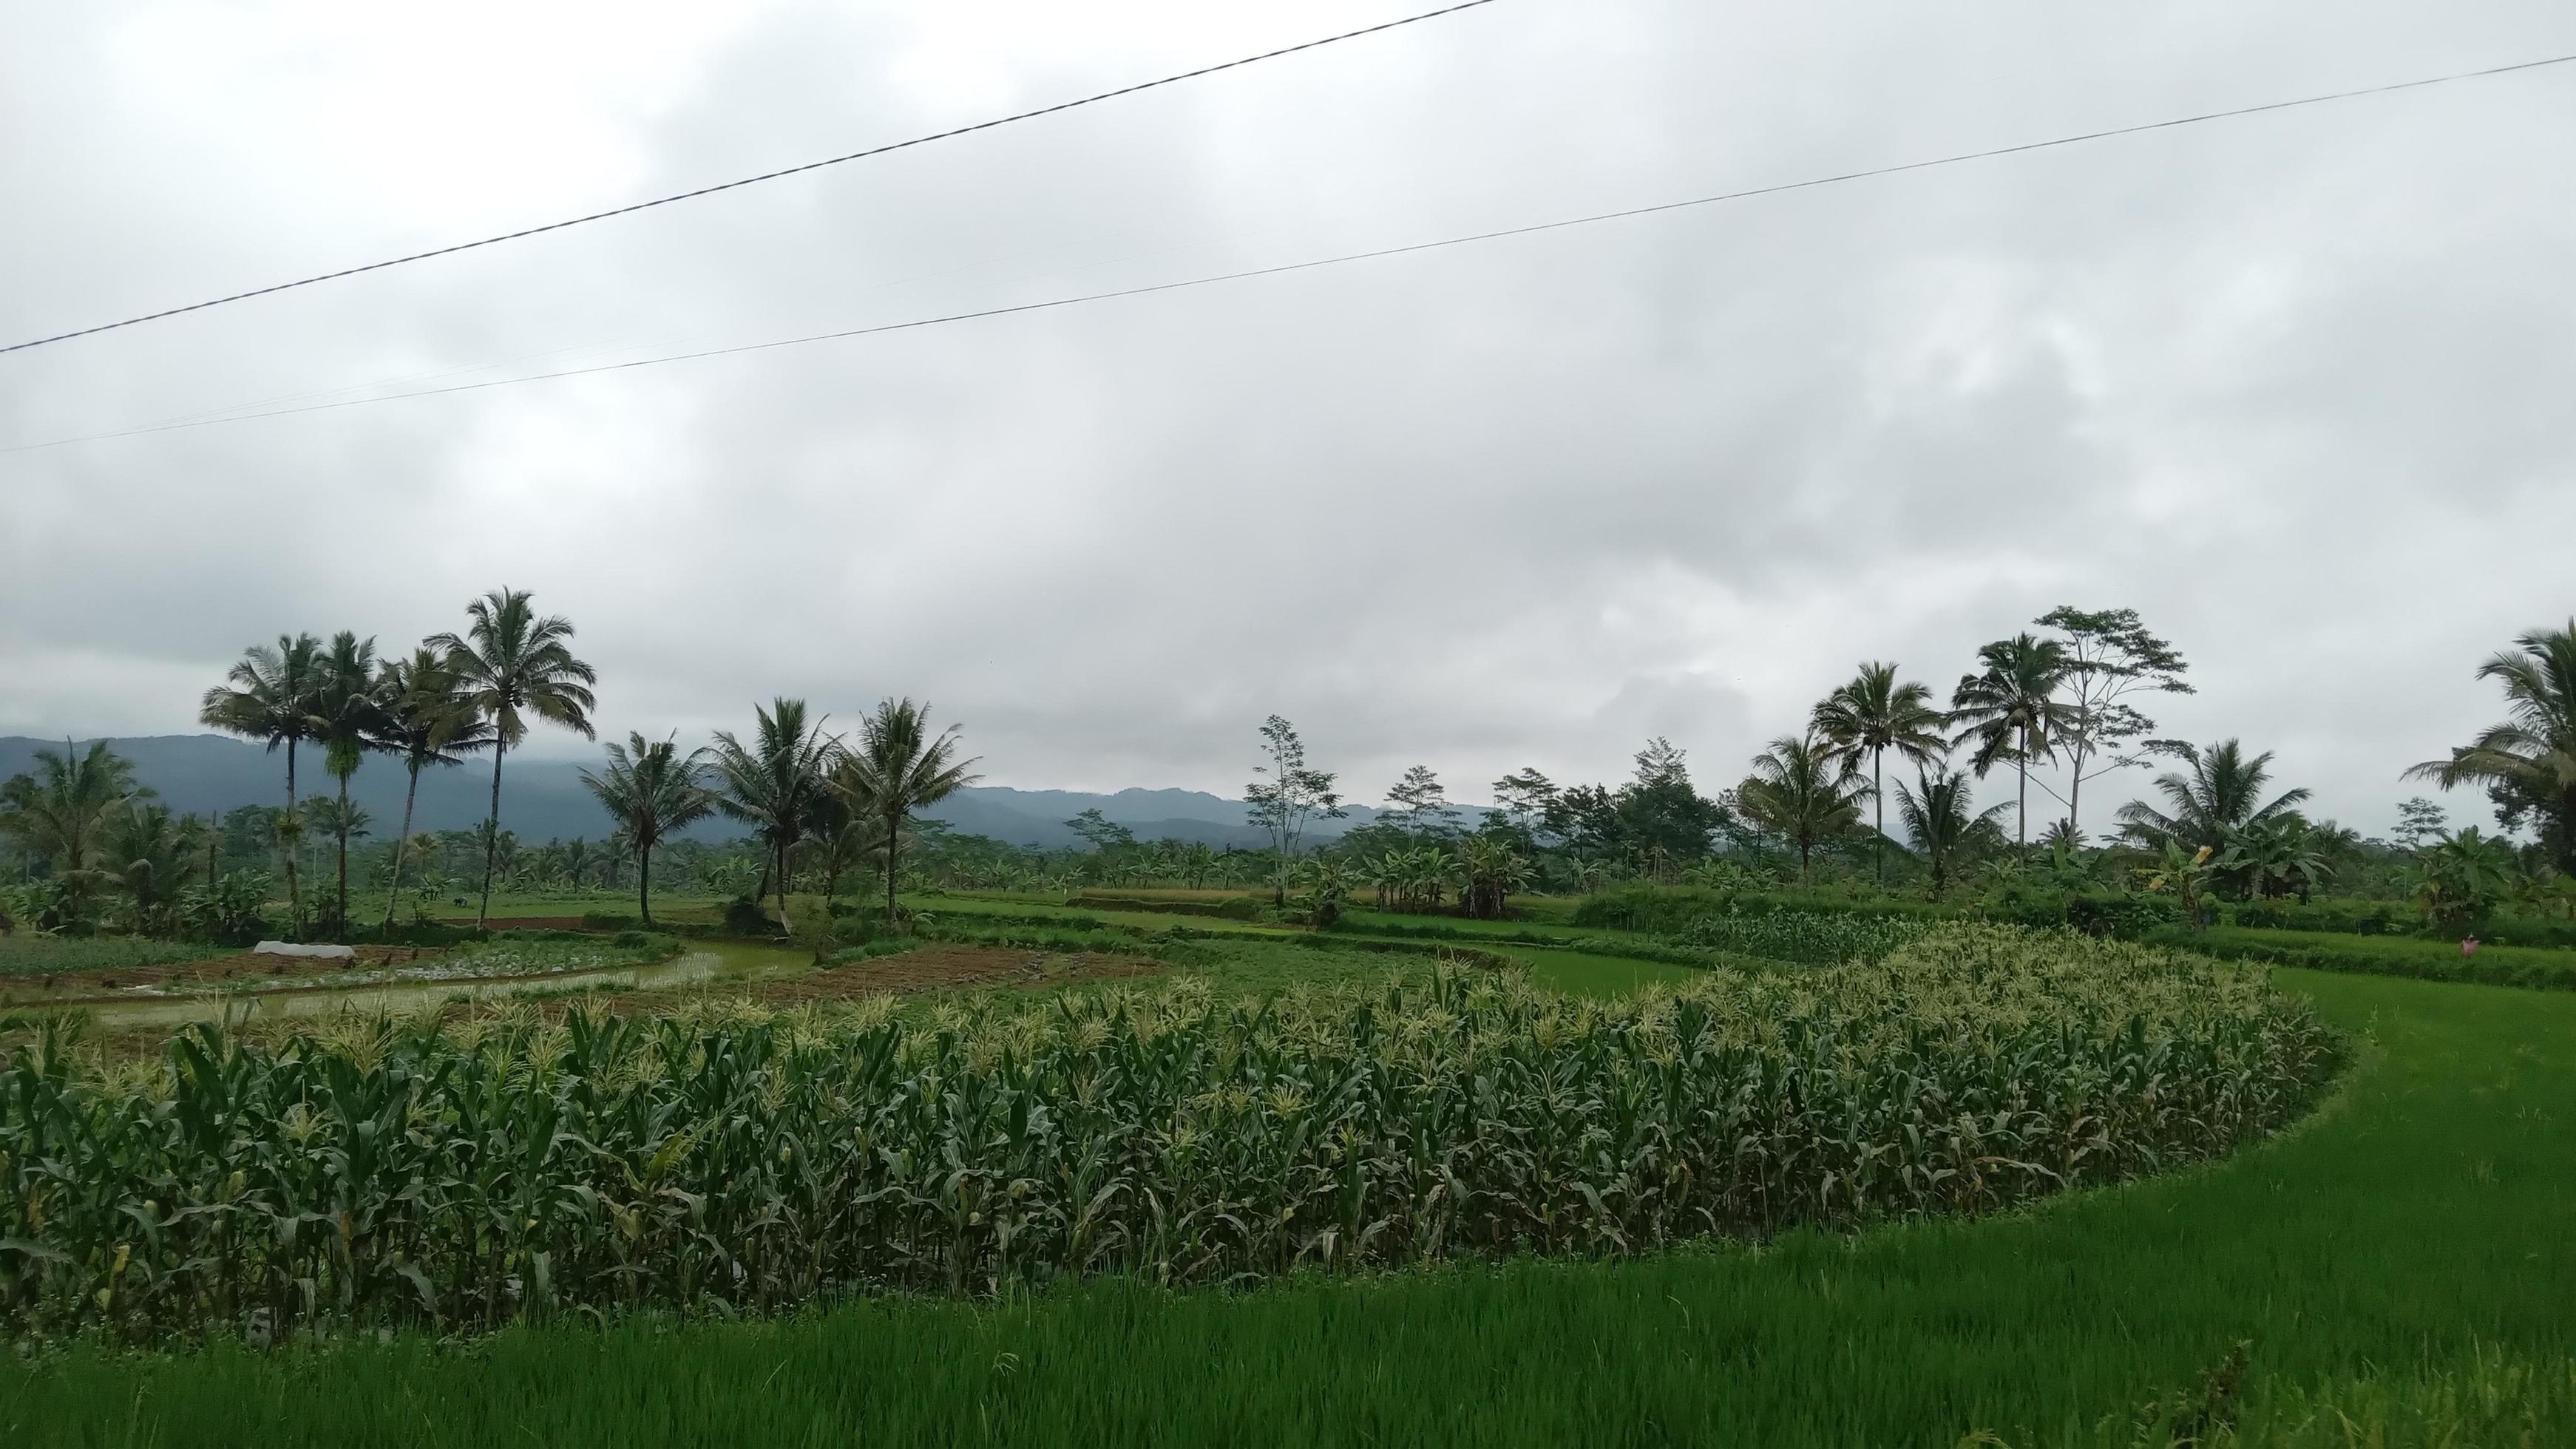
[0,0,1502,357]
[10,47,2572,455]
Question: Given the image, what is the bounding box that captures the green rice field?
[5,957,2571,1445]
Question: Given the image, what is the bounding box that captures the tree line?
[4,603,2571,938]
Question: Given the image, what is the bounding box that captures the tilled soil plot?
[0,945,444,1002]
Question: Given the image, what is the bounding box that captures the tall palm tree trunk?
[477,740,506,928]
[283,742,302,936]
[884,811,902,926]
[384,766,422,929]
[637,841,653,926]
[2015,725,2030,847]
[1872,748,1886,887]
[334,776,353,936]
[773,840,795,932]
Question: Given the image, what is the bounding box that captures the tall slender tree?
[305,630,379,935]
[2033,607,2192,835]
[708,698,835,932]
[1810,661,1948,886]
[430,589,597,928]
[580,732,716,925]
[1949,634,2073,848]
[1735,732,1868,886]
[2405,620,2576,875]
[834,698,981,927]
[1244,716,1344,906]
[368,648,492,927]
[199,633,324,932]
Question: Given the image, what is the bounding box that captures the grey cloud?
[7,0,2576,836]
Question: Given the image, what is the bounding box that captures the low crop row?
[1671,908,1928,965]
[0,926,2341,1341]
[2149,926,2576,991]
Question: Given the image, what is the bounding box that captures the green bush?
[722,897,778,937]
[2155,925,2576,991]
[610,929,651,949]
[1574,883,2175,943]
[579,910,640,932]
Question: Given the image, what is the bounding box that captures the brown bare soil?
[0,945,444,1002]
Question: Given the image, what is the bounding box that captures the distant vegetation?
[5,605,2572,954]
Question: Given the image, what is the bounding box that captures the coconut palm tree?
[429,588,597,928]
[2115,739,2311,869]
[710,699,835,932]
[1736,733,1868,886]
[369,648,492,928]
[200,632,324,932]
[99,802,201,935]
[833,698,980,927]
[2407,620,2576,876]
[1811,661,1948,886]
[304,630,380,935]
[1895,762,2006,898]
[0,741,148,929]
[580,733,717,925]
[1949,634,2073,848]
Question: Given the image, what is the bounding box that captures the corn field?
[0,926,2339,1341]
[1673,906,1928,963]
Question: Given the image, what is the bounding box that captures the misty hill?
[0,736,1383,851]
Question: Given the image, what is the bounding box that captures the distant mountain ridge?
[0,736,1382,851]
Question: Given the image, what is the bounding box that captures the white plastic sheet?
[252,940,356,960]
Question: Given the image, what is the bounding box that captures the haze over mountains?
[0,736,1388,850]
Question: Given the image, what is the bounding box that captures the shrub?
[0,926,2339,1340]
[722,897,779,937]
[611,929,651,949]
[579,910,640,932]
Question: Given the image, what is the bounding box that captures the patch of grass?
[1,968,2563,1445]
[2160,924,2576,991]
[0,934,233,979]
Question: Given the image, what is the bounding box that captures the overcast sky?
[5,0,2573,839]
